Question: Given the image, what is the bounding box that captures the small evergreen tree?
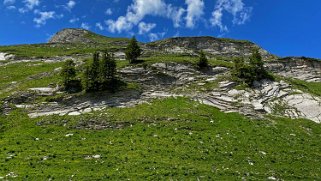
[83,51,119,92]
[125,36,142,64]
[100,51,117,91]
[60,60,82,92]
[249,49,267,81]
[232,49,271,86]
[100,52,111,81]
[197,51,209,69]
[83,52,101,92]
[100,52,116,81]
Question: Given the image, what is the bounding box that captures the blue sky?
[1,0,321,59]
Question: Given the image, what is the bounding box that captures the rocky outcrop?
[0,52,14,61]
[48,28,129,46]
[266,57,321,82]
[49,28,94,44]
[145,36,275,60]
[11,61,321,123]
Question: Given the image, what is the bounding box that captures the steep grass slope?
[0,98,320,180]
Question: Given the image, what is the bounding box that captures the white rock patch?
[0,53,7,61]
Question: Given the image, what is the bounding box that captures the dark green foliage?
[0,101,3,114]
[125,36,142,64]
[197,51,209,69]
[83,52,101,92]
[232,49,271,86]
[100,51,117,92]
[100,52,116,81]
[60,60,82,92]
[83,51,119,92]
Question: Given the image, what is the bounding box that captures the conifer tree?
[232,49,271,86]
[125,36,142,64]
[60,60,82,92]
[83,52,100,92]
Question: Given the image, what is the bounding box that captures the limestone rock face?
[266,57,321,82]
[145,36,274,59]
[48,28,95,44]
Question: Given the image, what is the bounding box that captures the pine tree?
[83,52,101,92]
[249,49,266,80]
[100,52,111,81]
[232,49,271,86]
[197,51,209,69]
[60,60,82,92]
[125,36,142,64]
[100,52,116,81]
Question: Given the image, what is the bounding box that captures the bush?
[60,60,82,92]
[197,51,209,69]
[232,49,272,86]
[125,36,142,64]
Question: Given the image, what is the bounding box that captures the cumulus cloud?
[81,22,90,30]
[148,32,165,41]
[19,0,40,13]
[33,11,55,27]
[69,17,79,23]
[106,0,185,33]
[211,0,252,32]
[66,0,76,11]
[105,8,113,15]
[185,0,204,28]
[138,22,156,34]
[96,22,104,31]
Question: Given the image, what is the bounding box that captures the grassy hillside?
[0,98,320,180]
[0,47,320,179]
[0,61,63,99]
[0,31,129,59]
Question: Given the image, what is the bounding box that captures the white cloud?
[81,22,90,30]
[185,0,204,28]
[69,18,80,23]
[211,0,252,32]
[138,22,156,34]
[164,5,185,28]
[106,0,186,33]
[3,0,15,5]
[105,8,113,15]
[96,22,104,31]
[33,11,55,27]
[6,5,16,10]
[69,17,79,23]
[19,0,40,13]
[66,0,76,11]
[211,8,227,32]
[105,16,132,33]
[148,32,165,41]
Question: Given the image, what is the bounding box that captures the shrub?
[125,36,142,64]
[197,51,209,69]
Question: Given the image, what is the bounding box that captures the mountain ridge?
[48,28,275,60]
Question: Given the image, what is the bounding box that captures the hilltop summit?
[49,28,93,44]
[47,28,275,59]
[48,28,129,46]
